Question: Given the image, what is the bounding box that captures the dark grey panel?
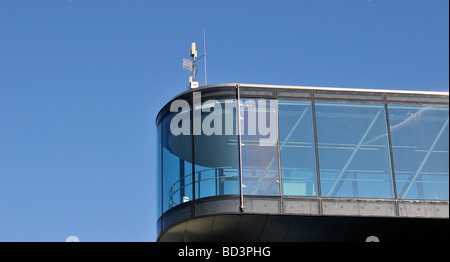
[156,217,163,236]
[314,91,384,101]
[158,213,449,242]
[162,203,193,231]
[239,88,275,98]
[244,197,281,214]
[198,87,237,100]
[158,222,187,242]
[195,197,240,217]
[387,93,449,104]
[277,89,311,99]
[184,216,215,242]
[322,199,397,217]
[398,201,449,218]
[283,198,320,215]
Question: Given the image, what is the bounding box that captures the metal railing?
[168,167,237,208]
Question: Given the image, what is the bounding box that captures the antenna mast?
[190,42,197,81]
[182,39,205,89]
[203,29,207,86]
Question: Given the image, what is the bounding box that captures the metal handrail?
[167,167,449,208]
[168,167,235,208]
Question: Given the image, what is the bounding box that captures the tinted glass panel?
[388,104,449,200]
[162,110,193,213]
[157,122,162,217]
[315,102,394,198]
[241,98,280,196]
[278,100,318,196]
[193,99,240,199]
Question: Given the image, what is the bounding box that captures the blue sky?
[0,0,448,242]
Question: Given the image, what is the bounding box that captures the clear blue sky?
[0,0,448,242]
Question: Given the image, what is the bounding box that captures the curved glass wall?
[193,98,240,199]
[161,111,193,213]
[156,121,162,218]
[157,87,449,217]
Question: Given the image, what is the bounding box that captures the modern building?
[156,83,449,242]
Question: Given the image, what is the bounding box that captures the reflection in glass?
[278,100,318,196]
[241,98,280,196]
[194,99,240,199]
[157,122,162,217]
[315,102,394,198]
[158,89,449,216]
[388,105,449,200]
[162,111,193,213]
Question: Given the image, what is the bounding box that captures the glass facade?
[193,99,240,199]
[161,111,193,213]
[315,102,394,198]
[157,87,449,217]
[241,98,280,196]
[388,104,449,200]
[156,121,162,218]
[278,100,318,197]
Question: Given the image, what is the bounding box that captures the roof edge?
[199,83,449,96]
[156,83,449,125]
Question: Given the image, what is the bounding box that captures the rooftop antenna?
[182,33,206,89]
[203,29,207,86]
